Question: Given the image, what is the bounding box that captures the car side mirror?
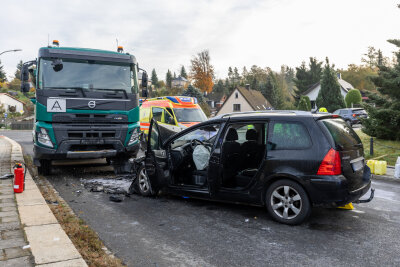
[21,82,30,93]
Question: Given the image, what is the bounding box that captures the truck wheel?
[135,165,155,196]
[265,179,311,225]
[37,160,51,176]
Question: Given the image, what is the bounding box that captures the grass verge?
[24,155,125,267]
[355,129,400,166]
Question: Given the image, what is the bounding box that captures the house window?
[233,104,241,111]
[235,92,238,99]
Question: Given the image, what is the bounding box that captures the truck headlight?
[37,128,53,148]
[128,128,140,146]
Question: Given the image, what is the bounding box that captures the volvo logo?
[88,101,96,109]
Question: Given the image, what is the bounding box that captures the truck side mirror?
[141,88,148,98]
[141,72,148,88]
[21,82,30,93]
[21,64,30,82]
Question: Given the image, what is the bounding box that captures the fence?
[10,121,34,130]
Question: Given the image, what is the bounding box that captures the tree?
[345,89,362,107]
[363,39,400,140]
[166,69,172,89]
[263,70,283,109]
[0,60,7,83]
[362,46,378,68]
[316,58,346,112]
[173,72,177,79]
[180,66,188,79]
[151,69,158,88]
[190,50,214,93]
[15,60,23,79]
[293,57,322,99]
[297,97,309,111]
[340,64,378,91]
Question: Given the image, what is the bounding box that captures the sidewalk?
[0,136,87,266]
[0,137,34,266]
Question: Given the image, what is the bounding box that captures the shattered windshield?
[38,58,137,93]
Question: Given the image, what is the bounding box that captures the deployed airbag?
[193,145,211,170]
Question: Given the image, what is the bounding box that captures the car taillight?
[352,114,356,117]
[317,148,341,175]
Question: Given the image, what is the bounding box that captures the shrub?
[345,89,362,107]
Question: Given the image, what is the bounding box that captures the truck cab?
[21,43,147,175]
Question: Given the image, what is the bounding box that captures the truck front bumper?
[33,141,139,166]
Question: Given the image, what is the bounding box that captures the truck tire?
[112,156,132,174]
[265,179,311,225]
[37,159,51,176]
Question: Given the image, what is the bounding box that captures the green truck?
[20,41,148,175]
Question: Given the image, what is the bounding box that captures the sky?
[1,0,399,81]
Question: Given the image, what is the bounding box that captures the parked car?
[134,111,373,225]
[333,108,368,126]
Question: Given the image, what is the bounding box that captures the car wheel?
[265,179,311,225]
[135,165,154,196]
[37,159,51,176]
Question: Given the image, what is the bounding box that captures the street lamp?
[0,49,22,56]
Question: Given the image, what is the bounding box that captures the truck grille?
[68,131,115,139]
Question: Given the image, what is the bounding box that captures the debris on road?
[0,173,13,179]
[82,176,133,195]
[109,195,123,202]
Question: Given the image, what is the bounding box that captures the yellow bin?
[374,161,387,175]
[367,160,376,174]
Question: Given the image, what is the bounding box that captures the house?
[216,85,273,116]
[171,76,189,89]
[206,92,226,109]
[0,93,25,114]
[302,73,354,110]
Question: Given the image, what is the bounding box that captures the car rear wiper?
[92,88,128,99]
[43,86,87,97]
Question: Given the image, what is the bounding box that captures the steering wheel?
[190,139,205,150]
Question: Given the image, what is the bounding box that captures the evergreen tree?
[228,67,233,81]
[173,72,177,79]
[166,69,172,89]
[183,84,204,103]
[293,57,322,99]
[363,39,400,140]
[0,60,7,83]
[233,67,240,83]
[180,66,188,79]
[151,69,158,88]
[316,58,346,112]
[264,71,283,109]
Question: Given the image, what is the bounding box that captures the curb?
[372,175,400,183]
[2,136,88,267]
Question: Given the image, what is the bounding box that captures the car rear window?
[353,109,367,115]
[321,118,361,149]
[269,122,312,150]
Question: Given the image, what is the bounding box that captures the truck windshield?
[173,108,207,122]
[39,58,137,93]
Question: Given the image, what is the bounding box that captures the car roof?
[210,110,321,121]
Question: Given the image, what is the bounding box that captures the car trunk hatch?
[320,118,368,191]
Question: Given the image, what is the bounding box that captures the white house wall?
[217,89,253,115]
[0,94,25,113]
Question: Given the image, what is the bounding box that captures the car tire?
[265,179,311,225]
[135,165,155,196]
[37,159,51,176]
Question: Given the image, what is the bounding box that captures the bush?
[362,104,400,140]
[297,97,309,111]
[345,89,362,107]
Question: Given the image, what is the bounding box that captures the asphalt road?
[2,130,400,266]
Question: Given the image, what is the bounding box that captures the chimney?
[337,72,341,80]
[245,84,250,90]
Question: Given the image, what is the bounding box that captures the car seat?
[221,128,241,186]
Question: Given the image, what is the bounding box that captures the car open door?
[144,119,170,192]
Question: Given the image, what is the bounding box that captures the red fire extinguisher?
[13,163,25,193]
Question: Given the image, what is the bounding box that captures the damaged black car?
[133,111,373,225]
